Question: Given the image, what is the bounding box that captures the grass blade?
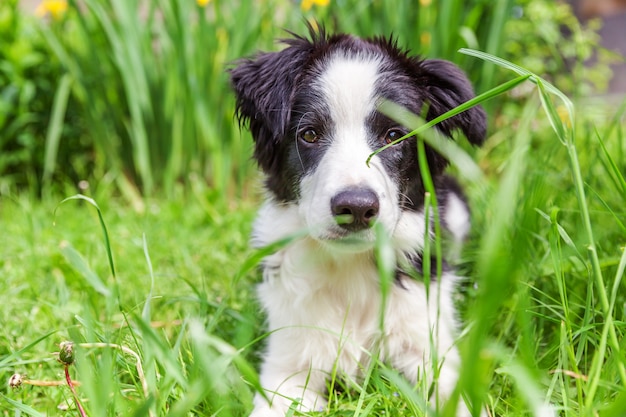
[463,49,626,406]
[42,73,72,185]
[0,395,46,417]
[56,194,117,279]
[59,241,111,296]
[370,74,530,167]
[0,330,58,368]
[374,101,483,182]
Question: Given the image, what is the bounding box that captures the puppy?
[230,25,486,417]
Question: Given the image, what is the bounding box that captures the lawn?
[1,0,625,416]
[1,185,261,415]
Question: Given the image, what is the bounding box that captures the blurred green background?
[1,0,617,201]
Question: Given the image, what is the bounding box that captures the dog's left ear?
[229,40,313,175]
[418,59,487,146]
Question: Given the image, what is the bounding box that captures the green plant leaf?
[59,241,111,296]
[0,395,46,417]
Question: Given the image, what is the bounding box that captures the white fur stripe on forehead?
[316,53,382,123]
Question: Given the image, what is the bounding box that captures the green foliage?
[2,0,613,200]
[0,0,86,193]
[504,0,617,96]
[38,0,514,198]
[39,0,287,197]
[0,184,259,415]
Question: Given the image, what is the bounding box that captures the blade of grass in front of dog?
[457,99,537,414]
[234,228,310,284]
[374,221,395,330]
[370,221,396,416]
[464,49,626,398]
[370,74,530,172]
[422,192,432,291]
[373,102,484,183]
[459,48,574,121]
[417,138,443,281]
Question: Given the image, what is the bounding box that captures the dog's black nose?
[331,188,379,231]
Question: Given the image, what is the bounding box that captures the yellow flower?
[196,0,211,7]
[556,104,573,128]
[35,0,68,20]
[301,0,330,12]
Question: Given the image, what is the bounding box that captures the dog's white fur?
[252,208,463,416]
[247,54,470,416]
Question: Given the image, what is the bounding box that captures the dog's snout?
[331,188,379,231]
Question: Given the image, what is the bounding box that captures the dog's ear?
[229,39,313,173]
[418,59,487,146]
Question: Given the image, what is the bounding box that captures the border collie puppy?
[230,25,486,417]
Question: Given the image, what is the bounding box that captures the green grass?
[0,182,261,415]
[2,0,625,415]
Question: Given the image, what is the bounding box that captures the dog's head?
[230,26,486,252]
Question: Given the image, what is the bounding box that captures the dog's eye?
[384,129,405,145]
[300,129,319,144]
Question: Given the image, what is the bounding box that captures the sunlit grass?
[2,0,625,415]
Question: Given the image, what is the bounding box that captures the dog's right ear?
[229,40,313,173]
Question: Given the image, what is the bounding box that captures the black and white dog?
[230,25,486,417]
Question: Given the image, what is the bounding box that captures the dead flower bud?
[8,373,24,389]
[58,341,75,365]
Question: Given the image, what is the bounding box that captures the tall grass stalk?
[374,48,625,415]
[40,0,288,197]
[374,62,547,415]
[461,48,626,414]
[42,74,72,186]
[377,91,543,414]
[466,98,541,416]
